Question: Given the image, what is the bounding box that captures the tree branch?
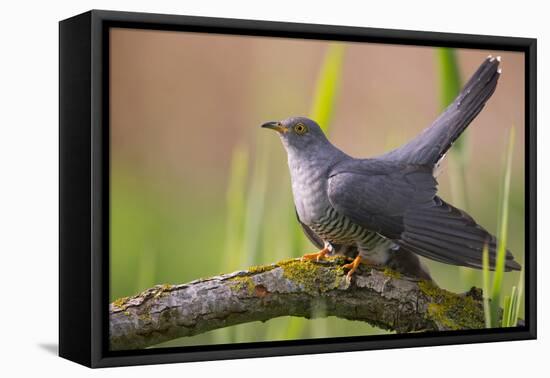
[109,257,486,351]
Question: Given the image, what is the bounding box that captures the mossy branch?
[109,257,486,351]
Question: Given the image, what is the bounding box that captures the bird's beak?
[261,121,288,134]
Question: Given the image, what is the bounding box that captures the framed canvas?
[59,10,537,368]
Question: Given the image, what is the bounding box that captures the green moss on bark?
[246,264,277,274]
[112,296,130,310]
[279,258,347,295]
[229,275,256,295]
[419,280,484,330]
[383,267,402,279]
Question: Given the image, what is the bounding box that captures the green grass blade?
[502,286,518,327]
[309,43,345,133]
[223,144,249,272]
[508,286,518,327]
[501,267,524,329]
[482,242,492,328]
[490,127,516,327]
[437,48,462,110]
[509,288,518,326]
[242,137,271,267]
[513,267,525,326]
[502,294,512,327]
[437,48,465,157]
[437,48,469,211]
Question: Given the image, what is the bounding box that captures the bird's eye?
[294,123,308,135]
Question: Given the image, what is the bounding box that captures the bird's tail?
[398,196,521,271]
[381,56,501,166]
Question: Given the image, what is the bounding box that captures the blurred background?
[109,28,525,348]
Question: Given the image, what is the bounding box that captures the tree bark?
[110,257,486,351]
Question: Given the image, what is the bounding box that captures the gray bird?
[262,56,521,281]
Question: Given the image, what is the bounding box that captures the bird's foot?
[343,255,362,282]
[301,247,329,262]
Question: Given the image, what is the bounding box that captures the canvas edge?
[57,9,537,369]
[59,10,93,367]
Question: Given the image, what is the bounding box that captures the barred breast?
[310,206,393,263]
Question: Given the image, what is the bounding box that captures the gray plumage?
[262,56,521,279]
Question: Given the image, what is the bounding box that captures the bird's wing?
[327,159,436,239]
[327,159,520,271]
[379,56,501,166]
[295,208,324,249]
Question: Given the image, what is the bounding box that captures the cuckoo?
[262,56,521,282]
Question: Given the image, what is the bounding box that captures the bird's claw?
[301,247,329,262]
[343,255,362,282]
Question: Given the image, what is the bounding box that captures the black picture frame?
[59,9,537,368]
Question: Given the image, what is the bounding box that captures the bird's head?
[261,117,330,153]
